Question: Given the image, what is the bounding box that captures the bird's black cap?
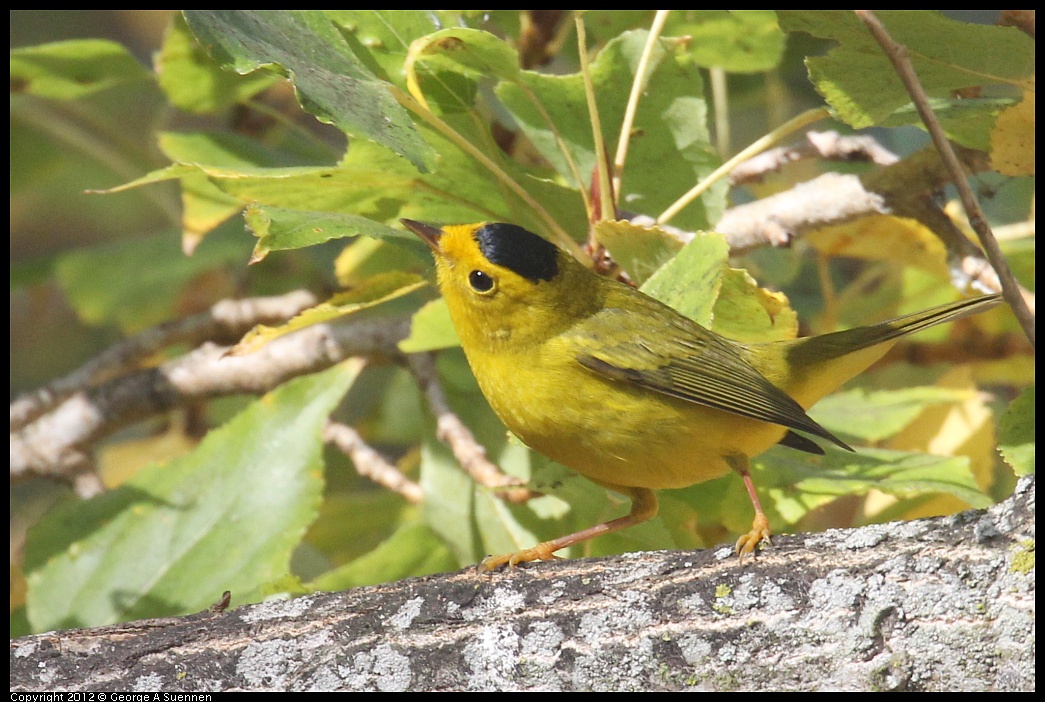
[474,223,559,282]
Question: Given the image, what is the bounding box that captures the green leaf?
[405,27,522,115]
[409,27,520,82]
[399,298,460,353]
[327,11,444,88]
[809,386,979,443]
[998,387,1035,477]
[309,520,458,591]
[53,230,246,333]
[157,13,277,113]
[880,97,1018,150]
[778,11,1034,129]
[25,361,363,631]
[755,445,991,525]
[10,39,151,99]
[244,204,427,263]
[711,267,798,343]
[641,230,729,326]
[594,219,684,286]
[498,29,725,231]
[666,10,786,73]
[182,10,434,171]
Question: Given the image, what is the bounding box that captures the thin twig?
[658,106,829,225]
[323,421,424,505]
[729,130,899,185]
[10,291,319,432]
[576,14,615,228]
[11,315,413,482]
[613,10,670,198]
[407,352,534,504]
[855,10,1034,348]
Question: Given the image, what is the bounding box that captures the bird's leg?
[728,454,771,563]
[479,486,658,571]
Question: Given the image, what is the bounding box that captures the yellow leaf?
[807,215,950,277]
[98,421,200,488]
[886,366,995,492]
[712,267,798,343]
[991,90,1035,177]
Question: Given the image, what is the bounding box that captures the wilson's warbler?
[402,219,1002,570]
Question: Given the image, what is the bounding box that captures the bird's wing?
[564,305,851,451]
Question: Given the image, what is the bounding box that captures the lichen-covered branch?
[9,476,1035,692]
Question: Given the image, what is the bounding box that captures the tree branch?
[10,291,319,431]
[728,130,899,185]
[9,476,1034,692]
[10,314,412,484]
[324,420,424,504]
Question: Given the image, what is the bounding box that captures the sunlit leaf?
[779,10,1034,130]
[230,272,427,355]
[157,13,277,113]
[498,29,725,231]
[25,361,362,630]
[399,298,460,353]
[810,386,979,443]
[641,230,729,326]
[998,387,1034,476]
[183,10,434,171]
[594,219,684,285]
[666,10,786,73]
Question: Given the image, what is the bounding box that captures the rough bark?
[10,476,1035,692]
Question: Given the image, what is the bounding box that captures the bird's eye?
[468,270,495,293]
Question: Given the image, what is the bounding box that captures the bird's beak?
[400,219,442,251]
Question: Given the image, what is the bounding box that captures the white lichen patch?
[240,595,316,623]
[388,596,423,630]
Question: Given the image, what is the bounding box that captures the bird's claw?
[735,513,772,564]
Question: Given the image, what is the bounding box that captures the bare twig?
[658,107,829,225]
[729,130,899,185]
[855,10,1034,348]
[323,421,423,505]
[407,353,534,504]
[11,315,412,483]
[716,142,1026,300]
[10,291,319,431]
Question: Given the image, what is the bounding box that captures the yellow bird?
[402,219,1002,570]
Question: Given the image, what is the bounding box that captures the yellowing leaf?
[886,366,996,493]
[712,267,798,343]
[807,215,949,276]
[990,90,1035,176]
[97,421,200,489]
[230,272,426,355]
